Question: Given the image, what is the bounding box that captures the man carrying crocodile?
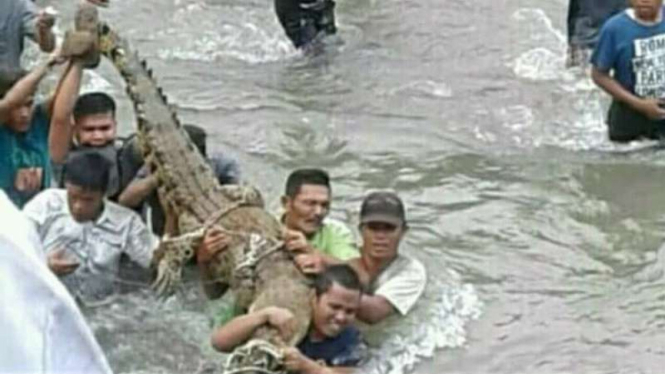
[75,2,364,372]
[197,168,358,324]
[89,4,326,372]
[211,264,367,374]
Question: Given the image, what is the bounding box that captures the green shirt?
[214,218,359,326]
[308,218,359,260]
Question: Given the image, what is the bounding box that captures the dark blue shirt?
[297,327,367,367]
[592,8,665,98]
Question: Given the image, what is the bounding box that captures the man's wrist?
[304,357,327,374]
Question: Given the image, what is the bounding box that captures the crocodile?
[71,4,313,372]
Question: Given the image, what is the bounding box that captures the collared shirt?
[0,0,37,69]
[0,103,51,208]
[23,189,158,305]
[308,218,359,260]
[370,255,426,315]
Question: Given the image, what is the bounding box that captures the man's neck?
[628,8,664,25]
[307,328,327,343]
[283,215,317,240]
[360,253,395,281]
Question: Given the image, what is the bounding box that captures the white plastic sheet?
[0,191,113,374]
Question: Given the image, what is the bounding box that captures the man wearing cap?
[347,191,426,324]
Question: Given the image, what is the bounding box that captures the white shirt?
[371,255,427,315]
[23,189,158,305]
[0,191,112,373]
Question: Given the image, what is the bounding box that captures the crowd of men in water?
[4,0,665,372]
[1,1,424,373]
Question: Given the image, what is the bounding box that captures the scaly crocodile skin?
[87,9,312,371]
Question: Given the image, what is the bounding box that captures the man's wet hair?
[313,264,363,297]
[285,168,331,198]
[74,92,116,121]
[0,67,27,99]
[64,152,111,192]
[183,124,207,157]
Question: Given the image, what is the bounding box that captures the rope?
[224,339,286,374]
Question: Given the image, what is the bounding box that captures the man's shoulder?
[601,10,634,33]
[399,254,425,272]
[29,188,67,206]
[320,217,353,235]
[103,200,144,228]
[22,189,67,220]
[380,254,426,284]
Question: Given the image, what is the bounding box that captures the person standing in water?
[566,0,627,67]
[275,0,337,52]
[591,0,665,142]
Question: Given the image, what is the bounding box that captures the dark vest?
[58,136,143,201]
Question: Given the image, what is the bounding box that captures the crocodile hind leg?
[152,229,204,296]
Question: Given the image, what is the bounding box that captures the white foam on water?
[390,80,454,99]
[158,25,296,64]
[512,47,563,81]
[154,1,297,64]
[509,8,576,82]
[512,8,566,45]
[361,269,483,374]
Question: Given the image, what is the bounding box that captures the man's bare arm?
[196,227,231,299]
[0,61,52,123]
[357,293,395,325]
[49,61,83,163]
[118,174,159,208]
[211,307,294,352]
[591,67,665,120]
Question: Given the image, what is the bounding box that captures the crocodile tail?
[97,23,225,225]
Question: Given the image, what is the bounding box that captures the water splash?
[512,47,563,81]
[362,269,483,374]
[390,80,454,99]
[512,8,566,45]
[158,25,295,64]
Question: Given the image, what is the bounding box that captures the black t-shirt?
[297,327,367,367]
[567,0,627,47]
[54,136,143,201]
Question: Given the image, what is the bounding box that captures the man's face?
[6,97,34,133]
[283,184,331,236]
[631,0,664,20]
[311,283,361,339]
[75,112,117,147]
[66,183,104,223]
[360,221,405,262]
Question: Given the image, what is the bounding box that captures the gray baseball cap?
[360,191,406,226]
